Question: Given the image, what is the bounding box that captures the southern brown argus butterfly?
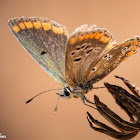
[8,17,140,111]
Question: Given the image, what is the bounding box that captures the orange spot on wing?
[131,46,139,50]
[127,51,135,56]
[85,34,90,39]
[57,27,64,34]
[12,25,20,32]
[19,22,25,29]
[121,57,127,62]
[70,37,77,44]
[116,43,123,47]
[99,36,104,42]
[100,35,111,43]
[24,21,33,28]
[52,26,59,34]
[42,22,51,31]
[90,32,97,39]
[95,32,104,39]
[33,21,41,29]
[124,41,130,46]
[79,34,85,40]
[63,28,68,36]
[133,40,139,46]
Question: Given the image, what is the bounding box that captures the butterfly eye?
[62,87,71,98]
[64,90,70,96]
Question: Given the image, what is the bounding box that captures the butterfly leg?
[80,95,97,110]
[81,94,95,105]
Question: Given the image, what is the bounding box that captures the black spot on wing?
[74,57,81,62]
[41,51,47,55]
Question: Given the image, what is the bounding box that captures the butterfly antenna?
[54,95,61,113]
[26,88,62,104]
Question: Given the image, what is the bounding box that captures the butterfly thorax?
[62,82,93,98]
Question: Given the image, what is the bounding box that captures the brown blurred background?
[1,0,140,140]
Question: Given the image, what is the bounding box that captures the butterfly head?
[60,86,72,99]
[59,86,82,99]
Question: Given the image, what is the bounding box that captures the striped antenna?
[26,88,62,104]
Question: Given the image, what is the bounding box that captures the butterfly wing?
[87,36,140,84]
[8,17,69,86]
[65,25,113,88]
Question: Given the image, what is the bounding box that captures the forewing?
[88,36,140,84]
[65,25,113,88]
[8,17,69,86]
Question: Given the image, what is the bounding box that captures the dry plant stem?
[87,112,139,140]
[87,76,140,140]
[115,75,140,98]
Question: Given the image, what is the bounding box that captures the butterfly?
[8,17,140,110]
